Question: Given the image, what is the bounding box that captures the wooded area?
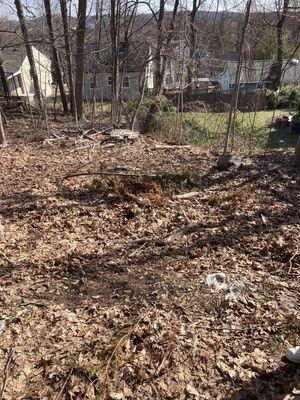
[0,0,299,398]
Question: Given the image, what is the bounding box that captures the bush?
[126,95,176,132]
[266,85,300,109]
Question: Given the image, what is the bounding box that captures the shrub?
[266,85,300,109]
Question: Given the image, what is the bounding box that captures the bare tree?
[14,0,45,115]
[187,0,203,96]
[154,0,165,96]
[268,0,290,90]
[44,0,69,114]
[224,0,252,154]
[75,0,87,121]
[110,0,121,123]
[60,0,76,116]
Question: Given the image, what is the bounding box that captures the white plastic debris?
[0,320,5,336]
[225,281,247,301]
[206,273,227,291]
[286,346,300,364]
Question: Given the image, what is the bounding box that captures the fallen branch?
[62,171,157,181]
[155,222,199,246]
[150,144,192,150]
[55,368,74,400]
[172,191,200,200]
[0,349,13,400]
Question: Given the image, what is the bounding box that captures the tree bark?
[187,0,202,97]
[0,59,10,105]
[270,0,289,90]
[154,0,165,96]
[75,0,87,121]
[224,0,252,154]
[60,0,76,116]
[0,110,7,147]
[110,0,120,123]
[43,0,69,114]
[14,0,45,115]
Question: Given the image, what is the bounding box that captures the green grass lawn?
[181,110,297,152]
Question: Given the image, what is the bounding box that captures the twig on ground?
[150,144,192,150]
[172,191,200,200]
[62,171,157,181]
[55,367,74,400]
[0,349,13,400]
[155,222,199,246]
[288,246,299,274]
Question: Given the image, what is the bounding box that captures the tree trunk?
[60,0,76,116]
[75,0,87,121]
[224,0,252,154]
[0,60,10,105]
[44,0,69,114]
[0,110,7,147]
[270,0,289,91]
[160,0,179,86]
[187,0,202,98]
[14,0,45,115]
[294,134,300,167]
[154,0,165,96]
[110,0,120,123]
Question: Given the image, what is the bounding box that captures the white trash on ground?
[206,273,228,291]
[206,273,254,301]
[286,346,300,364]
[225,281,247,301]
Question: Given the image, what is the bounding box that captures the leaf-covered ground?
[0,119,299,399]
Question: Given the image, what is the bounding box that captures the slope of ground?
[0,119,299,399]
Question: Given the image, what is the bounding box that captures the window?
[107,76,112,86]
[165,75,173,85]
[123,76,130,88]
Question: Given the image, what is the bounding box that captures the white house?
[218,58,300,92]
[0,45,53,101]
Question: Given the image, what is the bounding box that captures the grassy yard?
[181,110,297,152]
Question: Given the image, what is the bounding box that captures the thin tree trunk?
[223,0,252,154]
[271,0,289,91]
[44,0,69,114]
[74,0,87,121]
[60,0,76,116]
[0,61,10,105]
[187,0,202,97]
[154,0,165,96]
[14,0,45,115]
[110,0,120,123]
[0,111,7,147]
[159,0,179,87]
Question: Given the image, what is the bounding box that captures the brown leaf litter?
[0,119,299,399]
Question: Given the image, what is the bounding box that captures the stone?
[217,154,242,170]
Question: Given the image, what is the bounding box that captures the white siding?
[20,47,53,98]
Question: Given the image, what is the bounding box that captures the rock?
[109,129,139,142]
[217,154,242,170]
